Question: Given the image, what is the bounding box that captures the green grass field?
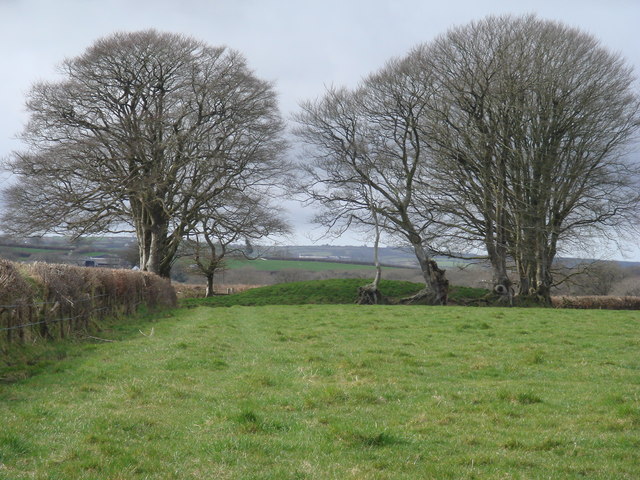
[228,258,377,272]
[1,303,639,479]
[0,246,57,255]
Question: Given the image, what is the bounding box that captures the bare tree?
[611,275,640,297]
[553,260,630,296]
[420,15,640,303]
[352,182,386,304]
[294,58,449,305]
[2,30,288,277]
[184,192,290,297]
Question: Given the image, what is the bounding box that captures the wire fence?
[0,307,112,333]
[0,259,176,345]
[0,294,141,342]
[0,294,110,310]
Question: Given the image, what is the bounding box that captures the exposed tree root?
[493,283,515,306]
[398,288,436,305]
[356,284,384,305]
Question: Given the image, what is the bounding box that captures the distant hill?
[0,236,135,265]
[1,237,638,271]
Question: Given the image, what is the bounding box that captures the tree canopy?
[294,14,639,304]
[294,68,449,305]
[2,30,288,277]
[2,18,638,302]
[422,15,640,302]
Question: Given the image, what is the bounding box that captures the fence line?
[0,294,110,310]
[0,305,119,333]
[0,297,147,339]
[1,260,176,344]
[0,314,83,332]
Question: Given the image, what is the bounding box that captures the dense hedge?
[551,295,640,310]
[0,260,176,344]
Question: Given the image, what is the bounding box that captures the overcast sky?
[1,0,639,258]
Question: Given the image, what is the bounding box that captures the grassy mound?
[181,278,489,307]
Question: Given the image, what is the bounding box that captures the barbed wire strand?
[0,300,146,333]
[0,293,111,310]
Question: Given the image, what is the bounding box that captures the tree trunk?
[534,252,553,306]
[490,253,513,304]
[139,207,172,278]
[486,232,513,303]
[205,274,214,297]
[356,284,383,305]
[356,197,384,305]
[408,239,449,305]
[145,229,163,275]
[356,259,383,305]
[484,153,514,303]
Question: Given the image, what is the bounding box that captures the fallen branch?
[85,335,116,342]
[139,327,155,337]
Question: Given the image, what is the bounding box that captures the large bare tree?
[2,30,288,277]
[294,59,449,305]
[184,191,290,297]
[420,15,640,303]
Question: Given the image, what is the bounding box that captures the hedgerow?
[552,295,640,310]
[0,260,175,344]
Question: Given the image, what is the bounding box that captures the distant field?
[226,258,465,271]
[0,246,56,255]
[77,251,110,258]
[0,245,107,259]
[227,258,378,271]
[1,304,638,479]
